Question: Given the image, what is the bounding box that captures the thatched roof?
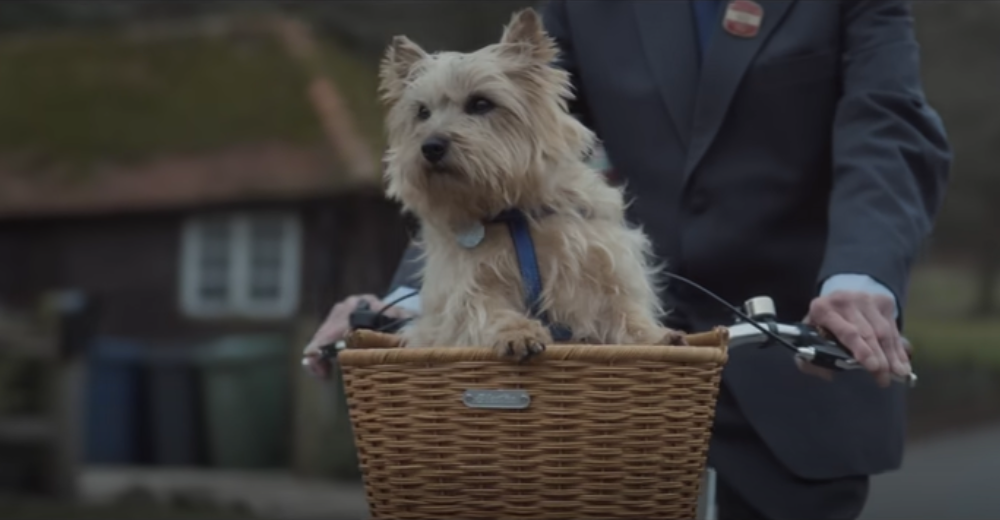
[0,15,384,218]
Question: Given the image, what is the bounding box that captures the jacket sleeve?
[817,0,952,315]
[386,236,424,293]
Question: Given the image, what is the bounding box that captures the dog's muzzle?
[421,136,450,164]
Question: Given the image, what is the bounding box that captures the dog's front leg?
[490,314,552,361]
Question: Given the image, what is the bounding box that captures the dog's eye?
[416,104,431,121]
[465,96,495,115]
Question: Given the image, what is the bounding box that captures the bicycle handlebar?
[316,294,916,388]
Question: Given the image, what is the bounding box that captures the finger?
[327,302,350,322]
[311,359,330,379]
[852,305,893,388]
[878,304,910,378]
[818,307,889,387]
[812,308,876,371]
[328,294,382,332]
[301,352,331,379]
[851,305,893,386]
[861,301,907,379]
[872,296,910,375]
[306,322,344,345]
[325,298,353,320]
[302,341,321,356]
[307,319,350,350]
[795,356,834,381]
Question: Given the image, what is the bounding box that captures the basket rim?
[338,328,730,367]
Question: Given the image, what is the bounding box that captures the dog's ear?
[499,8,558,64]
[378,35,428,105]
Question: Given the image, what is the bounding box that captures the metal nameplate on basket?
[462,389,531,409]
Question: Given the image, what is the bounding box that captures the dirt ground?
[0,494,258,520]
[78,467,367,520]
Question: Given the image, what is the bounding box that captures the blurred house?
[0,15,408,342]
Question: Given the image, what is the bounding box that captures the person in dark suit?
[304,1,951,518]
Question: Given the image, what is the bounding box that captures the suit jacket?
[388,0,951,481]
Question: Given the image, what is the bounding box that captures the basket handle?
[686,326,730,349]
[344,329,405,350]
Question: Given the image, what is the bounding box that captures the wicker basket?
[337,327,730,520]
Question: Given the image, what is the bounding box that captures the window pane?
[247,216,287,302]
[197,218,231,304]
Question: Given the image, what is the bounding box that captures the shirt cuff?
[820,273,899,320]
[383,285,422,314]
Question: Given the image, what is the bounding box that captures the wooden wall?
[0,193,409,344]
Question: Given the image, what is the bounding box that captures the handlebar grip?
[348,303,408,333]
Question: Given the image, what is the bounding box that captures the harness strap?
[489,209,573,342]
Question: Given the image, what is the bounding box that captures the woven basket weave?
[338,327,729,520]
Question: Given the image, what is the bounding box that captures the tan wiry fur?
[377,8,684,359]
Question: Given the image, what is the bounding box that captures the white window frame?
[179,210,302,319]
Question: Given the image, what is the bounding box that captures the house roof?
[0,15,384,219]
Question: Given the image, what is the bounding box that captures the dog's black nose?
[421,137,449,164]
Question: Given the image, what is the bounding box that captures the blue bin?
[84,338,145,464]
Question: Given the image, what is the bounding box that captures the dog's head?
[377,8,594,224]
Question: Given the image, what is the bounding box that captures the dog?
[377,8,686,359]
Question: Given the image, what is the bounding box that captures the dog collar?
[454,207,558,250]
[486,207,556,223]
[485,207,573,342]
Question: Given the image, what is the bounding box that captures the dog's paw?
[490,321,552,362]
[658,329,688,346]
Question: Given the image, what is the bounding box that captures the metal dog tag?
[456,222,485,249]
[462,389,531,409]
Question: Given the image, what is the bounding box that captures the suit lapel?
[633,1,700,150]
[682,0,797,185]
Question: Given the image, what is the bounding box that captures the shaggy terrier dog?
[378,8,685,359]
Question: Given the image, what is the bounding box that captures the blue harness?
[487,209,573,342]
